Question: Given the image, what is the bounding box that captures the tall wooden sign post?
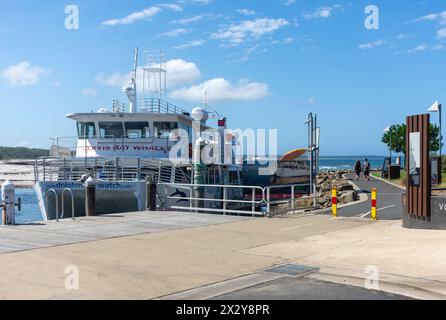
[406,114,431,217]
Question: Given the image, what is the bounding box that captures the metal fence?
[158,182,313,216]
[158,182,265,216]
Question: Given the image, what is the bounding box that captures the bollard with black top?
[85,177,96,217]
[146,177,157,211]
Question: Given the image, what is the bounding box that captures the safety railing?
[264,183,315,215]
[111,98,188,115]
[158,182,314,216]
[34,157,191,183]
[158,183,265,216]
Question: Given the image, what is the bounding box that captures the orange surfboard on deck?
[279,148,307,161]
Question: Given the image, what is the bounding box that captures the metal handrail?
[158,182,265,216]
[61,188,75,220]
[112,98,188,115]
[264,183,312,213]
[158,182,314,216]
[45,189,59,222]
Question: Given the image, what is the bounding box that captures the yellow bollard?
[371,188,377,221]
[332,187,337,218]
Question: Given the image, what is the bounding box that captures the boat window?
[153,122,179,139]
[99,122,124,139]
[179,122,192,142]
[77,122,96,139]
[125,122,150,139]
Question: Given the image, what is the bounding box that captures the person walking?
[354,160,362,181]
[363,158,371,181]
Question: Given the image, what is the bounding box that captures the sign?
[406,114,431,217]
[409,132,421,186]
[76,139,175,158]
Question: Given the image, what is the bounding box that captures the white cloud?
[102,6,161,26]
[308,97,316,105]
[271,37,294,45]
[437,28,446,40]
[1,61,47,86]
[407,44,428,54]
[397,33,412,40]
[170,78,270,103]
[412,11,446,25]
[304,7,333,19]
[173,14,206,24]
[211,18,289,45]
[237,9,256,16]
[191,0,213,4]
[358,39,386,50]
[83,88,97,97]
[101,3,183,26]
[159,28,190,37]
[173,40,206,49]
[159,3,183,12]
[284,0,295,5]
[165,59,201,87]
[394,43,444,55]
[95,59,201,90]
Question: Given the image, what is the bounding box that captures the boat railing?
[34,157,192,183]
[112,98,189,115]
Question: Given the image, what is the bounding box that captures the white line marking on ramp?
[359,205,397,218]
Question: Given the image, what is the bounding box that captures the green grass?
[372,171,406,187]
[372,170,446,188]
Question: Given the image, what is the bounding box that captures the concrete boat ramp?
[0,211,250,254]
[0,209,446,300]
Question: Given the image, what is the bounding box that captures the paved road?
[215,276,412,300]
[337,174,404,220]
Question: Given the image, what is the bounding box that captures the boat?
[34,49,246,220]
[33,49,311,220]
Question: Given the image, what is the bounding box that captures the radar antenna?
[123,48,139,113]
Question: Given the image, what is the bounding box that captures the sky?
[0,0,445,156]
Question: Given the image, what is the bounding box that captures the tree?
[382,123,440,155]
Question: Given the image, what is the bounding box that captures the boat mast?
[129,48,138,113]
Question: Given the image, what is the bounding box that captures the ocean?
[0,188,42,224]
[1,156,398,223]
[318,156,400,171]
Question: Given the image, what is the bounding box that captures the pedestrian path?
[338,173,404,220]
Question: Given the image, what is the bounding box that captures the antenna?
[133,48,138,83]
[124,48,139,113]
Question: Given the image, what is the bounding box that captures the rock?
[338,191,358,204]
[295,196,317,208]
[337,183,354,192]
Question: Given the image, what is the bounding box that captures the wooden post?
[85,177,96,217]
[406,114,431,217]
[146,181,157,211]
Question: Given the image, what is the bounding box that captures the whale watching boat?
[33,49,310,220]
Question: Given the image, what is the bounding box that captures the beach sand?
[0,160,35,188]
